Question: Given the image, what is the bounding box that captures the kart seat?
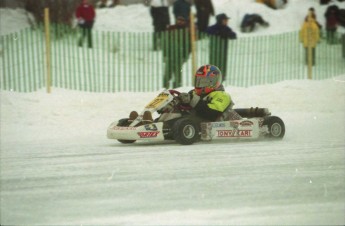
[234,107,271,118]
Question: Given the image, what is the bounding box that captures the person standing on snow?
[173,0,191,22]
[300,14,320,66]
[206,13,237,81]
[76,0,96,48]
[178,65,241,121]
[194,0,215,33]
[162,16,191,88]
[325,6,339,44]
[150,0,170,51]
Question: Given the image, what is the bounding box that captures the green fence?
[1,25,344,92]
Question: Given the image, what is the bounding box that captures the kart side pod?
[201,119,261,141]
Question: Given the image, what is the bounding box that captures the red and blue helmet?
[194,65,222,96]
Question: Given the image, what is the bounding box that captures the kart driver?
[179,64,241,121]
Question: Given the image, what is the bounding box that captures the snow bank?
[1,75,344,143]
[0,0,344,36]
[0,8,33,35]
[94,0,345,36]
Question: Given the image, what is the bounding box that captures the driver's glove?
[179,93,191,104]
[179,92,200,108]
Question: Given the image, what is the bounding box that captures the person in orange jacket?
[300,15,320,65]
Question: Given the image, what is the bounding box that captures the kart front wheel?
[173,118,200,145]
[263,116,285,139]
[116,118,136,144]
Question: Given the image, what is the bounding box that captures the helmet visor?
[195,76,219,88]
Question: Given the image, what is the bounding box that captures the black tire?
[172,118,200,145]
[263,116,285,139]
[116,118,136,144]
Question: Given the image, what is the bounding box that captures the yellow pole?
[44,8,52,93]
[307,12,313,80]
[190,12,197,84]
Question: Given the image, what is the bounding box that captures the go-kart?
[107,90,285,145]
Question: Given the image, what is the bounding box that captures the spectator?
[76,0,96,48]
[206,13,237,81]
[162,17,191,88]
[325,5,339,44]
[150,0,170,51]
[194,0,215,33]
[299,15,320,65]
[173,0,191,22]
[305,7,322,30]
[240,14,269,33]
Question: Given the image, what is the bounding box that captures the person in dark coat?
[76,0,96,48]
[150,0,170,50]
[173,0,191,22]
[240,14,269,33]
[194,0,215,33]
[206,13,237,81]
[162,16,191,88]
[325,5,339,44]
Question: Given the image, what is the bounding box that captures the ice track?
[1,78,345,225]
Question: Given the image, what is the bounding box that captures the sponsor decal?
[158,92,170,97]
[212,122,226,128]
[145,93,170,108]
[217,130,252,137]
[112,126,136,130]
[240,120,254,127]
[137,131,160,138]
[144,124,158,131]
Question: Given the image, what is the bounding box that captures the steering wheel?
[169,89,181,97]
[168,89,193,111]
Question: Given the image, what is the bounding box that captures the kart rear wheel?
[117,118,136,144]
[263,116,285,139]
[173,118,200,145]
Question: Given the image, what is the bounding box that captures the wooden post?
[44,8,52,93]
[307,12,313,80]
[190,12,197,84]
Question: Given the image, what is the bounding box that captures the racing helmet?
[194,65,222,96]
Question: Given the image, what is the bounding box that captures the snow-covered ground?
[1,76,344,225]
[94,0,345,36]
[1,0,345,224]
[1,0,344,36]
[0,8,34,35]
[95,0,344,36]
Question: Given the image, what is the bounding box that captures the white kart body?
[107,122,165,141]
[107,90,281,141]
[201,119,265,141]
[107,90,173,141]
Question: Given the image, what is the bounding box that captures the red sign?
[217,130,252,137]
[137,131,160,138]
[240,120,254,127]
